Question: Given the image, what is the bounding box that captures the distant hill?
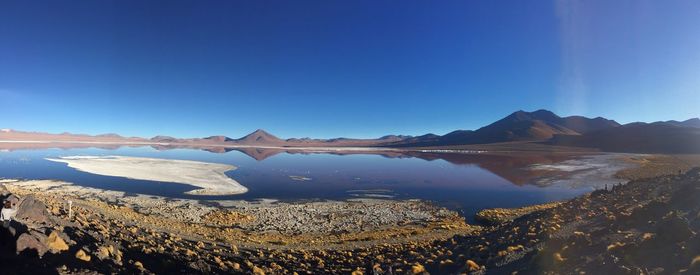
[281,133,412,147]
[663,118,700,128]
[95,133,124,139]
[204,136,234,143]
[0,130,148,143]
[560,115,622,133]
[151,135,178,142]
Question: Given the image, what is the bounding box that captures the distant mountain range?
[385,109,621,147]
[1,109,699,153]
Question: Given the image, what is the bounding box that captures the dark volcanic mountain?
[389,110,620,146]
[475,109,620,140]
[457,110,579,144]
[233,129,285,145]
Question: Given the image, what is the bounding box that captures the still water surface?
[0,147,594,218]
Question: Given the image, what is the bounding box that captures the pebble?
[466,260,481,271]
[75,249,91,262]
[411,263,426,274]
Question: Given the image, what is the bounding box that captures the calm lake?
[0,146,619,218]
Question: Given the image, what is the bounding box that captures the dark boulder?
[16,232,49,257]
[15,195,52,225]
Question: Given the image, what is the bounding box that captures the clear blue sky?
[1,1,698,138]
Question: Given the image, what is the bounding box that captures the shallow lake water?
[0,146,611,218]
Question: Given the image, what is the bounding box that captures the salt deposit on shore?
[46,156,247,195]
[528,154,635,188]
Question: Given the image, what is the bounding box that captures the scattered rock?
[97,246,111,260]
[606,242,625,251]
[553,253,565,262]
[466,259,481,271]
[475,202,561,225]
[46,230,69,253]
[687,255,700,272]
[75,249,91,262]
[411,263,426,274]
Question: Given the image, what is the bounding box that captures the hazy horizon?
[2,1,699,139]
[4,108,699,140]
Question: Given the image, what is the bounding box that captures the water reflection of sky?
[0,147,590,219]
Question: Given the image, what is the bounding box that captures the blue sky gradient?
[1,0,699,138]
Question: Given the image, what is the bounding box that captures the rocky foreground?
[2,167,700,274]
[428,168,700,274]
[0,179,474,274]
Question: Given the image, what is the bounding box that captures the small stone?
[75,249,91,262]
[440,259,454,266]
[466,260,481,271]
[607,242,624,251]
[46,231,69,253]
[372,263,383,273]
[553,253,565,262]
[691,255,700,267]
[411,263,426,274]
[252,266,265,275]
[97,246,111,260]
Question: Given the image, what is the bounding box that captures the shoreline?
[0,138,601,154]
[2,179,475,250]
[0,139,404,152]
[1,162,698,273]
